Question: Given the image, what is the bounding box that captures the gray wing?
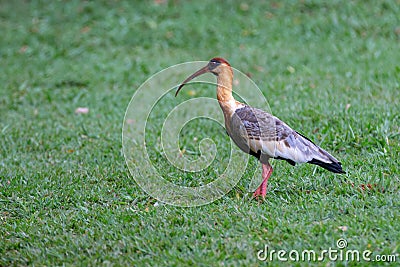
[230,105,345,173]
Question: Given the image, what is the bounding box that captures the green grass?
[1,0,399,265]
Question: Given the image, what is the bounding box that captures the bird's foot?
[252,163,273,201]
[252,181,267,200]
[252,191,266,201]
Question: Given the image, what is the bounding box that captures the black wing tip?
[308,159,346,174]
[275,156,296,166]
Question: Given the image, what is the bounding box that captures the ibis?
[175,58,345,199]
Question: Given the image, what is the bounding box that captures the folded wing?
[230,105,345,173]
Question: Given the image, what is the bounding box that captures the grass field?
[1,0,399,266]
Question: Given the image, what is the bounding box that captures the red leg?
[253,163,273,199]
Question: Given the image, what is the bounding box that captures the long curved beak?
[175,65,209,97]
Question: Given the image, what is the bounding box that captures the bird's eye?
[209,60,220,69]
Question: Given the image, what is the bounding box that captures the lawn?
[1,0,399,266]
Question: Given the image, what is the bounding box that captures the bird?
[175,57,345,199]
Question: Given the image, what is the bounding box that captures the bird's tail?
[295,131,346,174]
[308,158,346,174]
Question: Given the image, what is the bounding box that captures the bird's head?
[175,57,231,96]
